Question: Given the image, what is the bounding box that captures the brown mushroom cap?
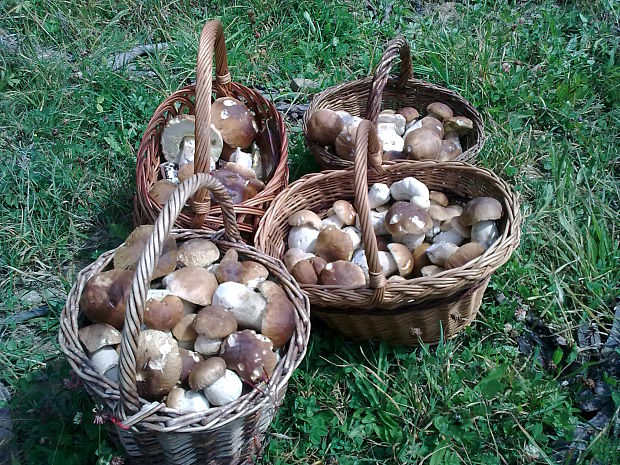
[387,243,414,277]
[403,129,442,160]
[215,249,269,288]
[78,323,122,353]
[211,97,257,148]
[315,226,354,262]
[149,179,177,205]
[291,256,327,285]
[114,225,178,280]
[319,261,366,286]
[177,162,194,183]
[383,150,406,161]
[177,239,219,268]
[419,116,445,138]
[332,200,356,226]
[445,242,485,269]
[421,265,445,277]
[426,102,453,122]
[163,267,219,306]
[79,269,134,329]
[307,109,344,146]
[172,314,198,342]
[334,125,357,161]
[397,107,420,123]
[412,243,432,277]
[459,197,503,226]
[178,348,203,385]
[384,202,433,236]
[283,248,315,272]
[192,305,237,339]
[136,330,182,400]
[428,204,450,222]
[144,294,185,331]
[189,357,227,391]
[440,139,463,161]
[444,116,474,136]
[210,166,264,204]
[219,330,277,383]
[429,191,449,207]
[257,281,296,348]
[288,210,322,229]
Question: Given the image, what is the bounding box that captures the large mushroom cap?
[161,115,195,162]
[384,201,433,236]
[211,97,257,149]
[445,242,485,269]
[459,197,503,226]
[403,129,442,160]
[210,166,264,204]
[78,323,121,353]
[387,243,414,277]
[288,210,322,229]
[397,107,420,123]
[136,330,182,400]
[332,200,356,226]
[172,314,198,343]
[334,125,357,161]
[144,293,185,331]
[307,109,344,146]
[315,226,354,262]
[163,267,219,306]
[426,102,453,122]
[215,249,269,289]
[177,239,219,268]
[319,261,366,286]
[192,305,238,340]
[444,116,474,136]
[79,269,134,329]
[220,330,277,383]
[113,225,178,279]
[257,281,296,348]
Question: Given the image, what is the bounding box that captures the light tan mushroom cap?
[163,267,219,306]
[332,200,356,226]
[79,323,122,353]
[288,210,322,230]
[445,242,485,269]
[384,202,433,236]
[387,243,414,277]
[114,225,178,279]
[459,197,503,226]
[403,129,442,160]
[177,239,220,268]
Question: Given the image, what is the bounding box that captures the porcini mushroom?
[307,109,344,146]
[79,269,134,329]
[211,97,257,149]
[219,330,278,383]
[403,129,442,160]
[389,177,430,209]
[445,242,485,269]
[189,357,242,406]
[177,239,220,268]
[114,225,178,279]
[163,267,219,307]
[161,115,195,162]
[315,226,354,262]
[288,210,322,253]
[135,329,182,400]
[319,261,366,286]
[426,102,453,122]
[166,386,210,412]
[149,179,176,205]
[191,305,237,356]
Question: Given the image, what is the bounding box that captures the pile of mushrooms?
[283,177,503,285]
[151,97,273,205]
[77,226,296,413]
[306,103,474,162]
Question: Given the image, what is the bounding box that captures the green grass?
[1,0,619,464]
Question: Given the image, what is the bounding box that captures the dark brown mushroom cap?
[144,294,185,331]
[210,166,264,204]
[403,129,442,160]
[219,330,277,383]
[319,261,366,286]
[397,107,420,123]
[257,281,296,348]
[307,108,344,146]
[163,267,219,306]
[459,197,503,226]
[211,97,257,149]
[192,305,238,339]
[315,226,354,262]
[445,242,485,269]
[384,202,433,236]
[114,225,178,279]
[149,179,177,205]
[79,269,134,329]
[177,239,219,268]
[215,249,269,288]
[178,348,203,385]
[136,330,182,400]
[172,314,198,342]
[426,102,453,122]
[78,323,122,353]
[188,357,227,391]
[334,125,357,161]
[291,256,327,285]
[444,116,474,136]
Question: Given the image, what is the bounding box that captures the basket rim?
[59,229,311,433]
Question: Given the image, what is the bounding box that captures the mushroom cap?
[79,269,134,329]
[459,197,503,226]
[319,261,366,286]
[382,150,406,161]
[440,139,463,161]
[419,116,445,138]
[332,200,356,226]
[397,107,420,123]
[387,243,414,277]
[194,336,222,357]
[149,179,177,205]
[421,265,445,277]
[79,323,121,354]
[257,281,296,348]
[211,282,267,330]
[163,267,219,306]
[114,225,178,279]
[215,249,269,289]
[429,191,449,207]
[161,115,196,162]
[428,204,450,222]
[315,226,354,262]
[177,162,195,183]
[412,243,432,277]
[172,314,198,342]
[177,239,220,268]
[384,201,433,236]
[426,242,459,266]
[444,116,474,136]
[307,108,344,146]
[136,329,182,400]
[144,294,185,331]
[403,129,442,160]
[291,256,327,285]
[288,210,322,229]
[334,125,357,161]
[166,386,210,412]
[192,305,237,339]
[445,242,485,269]
[188,357,227,391]
[204,369,243,406]
[211,97,257,148]
[283,248,315,272]
[210,166,264,204]
[178,348,203,385]
[426,102,453,122]
[219,330,277,383]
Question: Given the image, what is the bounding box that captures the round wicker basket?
[134,20,289,240]
[303,37,485,170]
[60,174,310,464]
[256,121,520,346]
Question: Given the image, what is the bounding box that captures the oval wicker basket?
[134,20,289,240]
[303,37,485,170]
[60,174,310,464]
[256,121,520,346]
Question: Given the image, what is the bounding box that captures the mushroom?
[387,243,414,277]
[147,289,195,315]
[426,242,459,266]
[445,242,485,269]
[160,161,179,184]
[257,280,296,348]
[378,111,406,136]
[377,123,404,152]
[440,139,463,161]
[384,202,433,238]
[421,265,445,277]
[351,249,398,278]
[211,282,267,330]
[319,261,366,286]
[211,97,257,149]
[389,177,430,209]
[283,248,315,272]
[288,210,322,253]
[149,179,177,205]
[471,221,500,250]
[334,125,357,161]
[426,102,453,122]
[307,108,344,146]
[335,111,362,130]
[172,314,198,348]
[429,191,449,207]
[445,216,471,238]
[412,243,432,277]
[403,129,442,160]
[161,115,195,162]
[177,239,220,268]
[368,183,391,209]
[79,269,134,329]
[191,305,237,357]
[135,329,182,400]
[210,163,265,204]
[178,348,203,385]
[329,200,356,227]
[189,357,242,406]
[444,116,474,137]
[229,148,254,170]
[79,323,121,354]
[166,386,210,412]
[342,226,362,250]
[163,267,219,306]
[459,197,503,227]
[292,256,327,285]
[215,249,269,289]
[177,162,194,183]
[144,292,185,331]
[397,107,420,124]
[90,346,119,379]
[219,330,278,383]
[114,225,177,280]
[175,136,195,168]
[315,226,354,262]
[432,228,465,246]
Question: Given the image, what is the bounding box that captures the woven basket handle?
[116,174,241,418]
[353,120,388,305]
[191,20,233,228]
[365,36,413,124]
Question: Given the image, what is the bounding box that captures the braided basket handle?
[191,20,233,228]
[365,36,413,124]
[353,120,388,306]
[117,174,241,418]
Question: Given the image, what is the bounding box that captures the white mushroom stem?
[90,346,119,374]
[343,226,362,250]
[176,137,195,167]
[322,216,344,229]
[194,336,222,356]
[377,123,404,153]
[203,370,242,406]
[390,177,430,209]
[432,228,465,246]
[351,249,397,278]
[212,282,267,330]
[357,209,388,235]
[394,233,425,250]
[368,183,391,209]
[471,220,499,250]
[425,219,441,240]
[230,148,253,170]
[160,162,179,185]
[426,242,459,266]
[288,226,320,253]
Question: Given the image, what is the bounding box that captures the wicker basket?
[134,20,289,240]
[303,36,485,170]
[256,121,520,345]
[60,174,310,464]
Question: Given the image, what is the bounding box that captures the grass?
[0,0,619,463]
